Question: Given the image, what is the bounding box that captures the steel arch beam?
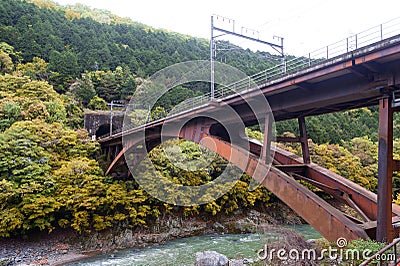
[106,120,369,241]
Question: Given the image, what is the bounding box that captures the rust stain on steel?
[105,148,125,176]
[377,96,394,243]
[273,147,400,220]
[105,118,380,242]
[259,64,350,96]
[298,117,310,164]
[354,43,400,65]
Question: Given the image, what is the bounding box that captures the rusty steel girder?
[194,134,368,242]
[377,96,394,242]
[101,38,400,243]
[105,116,400,242]
[272,147,400,240]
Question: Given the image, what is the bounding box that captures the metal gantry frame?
[107,100,125,136]
[210,14,285,100]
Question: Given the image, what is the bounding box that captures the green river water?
[66,224,321,266]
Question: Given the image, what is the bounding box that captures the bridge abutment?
[84,110,124,139]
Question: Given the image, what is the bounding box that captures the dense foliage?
[0,46,274,237]
[279,134,400,195]
[0,0,279,94]
[276,108,400,143]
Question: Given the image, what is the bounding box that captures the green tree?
[63,95,84,128]
[16,56,51,81]
[308,141,377,191]
[49,49,80,78]
[0,119,101,236]
[0,100,21,131]
[150,106,166,120]
[0,42,22,64]
[69,73,96,106]
[88,95,107,110]
[0,74,66,126]
[0,51,13,74]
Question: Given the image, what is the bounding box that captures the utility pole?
[107,101,125,136]
[210,15,215,100]
[210,14,285,99]
[274,35,285,73]
[110,100,114,136]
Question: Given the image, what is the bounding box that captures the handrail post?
[326,46,329,59]
[355,34,358,49]
[360,238,400,266]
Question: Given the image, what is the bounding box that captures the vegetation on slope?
[0,46,275,237]
[0,0,279,94]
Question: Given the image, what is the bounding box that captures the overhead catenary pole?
[110,100,114,136]
[210,15,215,100]
[210,15,285,99]
[280,37,285,73]
[107,101,125,136]
[274,35,285,73]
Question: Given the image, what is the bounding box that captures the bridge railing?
[103,17,400,138]
[359,237,400,265]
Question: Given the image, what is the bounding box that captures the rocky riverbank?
[0,204,303,265]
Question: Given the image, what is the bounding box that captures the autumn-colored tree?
[15,57,52,81]
[87,95,107,110]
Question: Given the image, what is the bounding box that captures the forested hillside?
[0,0,400,239]
[0,51,277,237]
[0,0,278,93]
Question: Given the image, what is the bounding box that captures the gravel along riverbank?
[0,207,303,265]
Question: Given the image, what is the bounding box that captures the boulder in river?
[195,250,229,266]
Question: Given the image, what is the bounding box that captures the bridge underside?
[99,37,400,242]
[103,114,400,242]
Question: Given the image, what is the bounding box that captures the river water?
[67,225,321,266]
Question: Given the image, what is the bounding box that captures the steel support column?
[377,95,394,243]
[106,147,111,162]
[298,116,310,164]
[261,114,273,164]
